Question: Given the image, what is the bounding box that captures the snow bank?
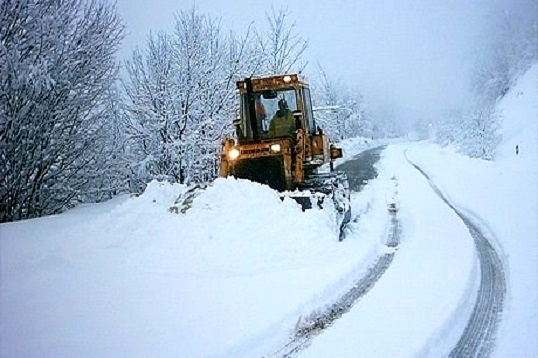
[406,63,538,357]
[1,167,390,357]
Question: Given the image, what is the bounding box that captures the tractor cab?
[234,74,317,143]
[221,74,343,192]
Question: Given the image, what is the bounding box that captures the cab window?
[302,88,316,135]
[241,88,297,140]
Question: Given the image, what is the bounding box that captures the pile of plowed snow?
[2,156,396,357]
[111,177,349,276]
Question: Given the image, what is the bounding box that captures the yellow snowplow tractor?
[220,74,350,237]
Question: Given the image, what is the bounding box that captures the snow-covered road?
[408,156,506,357]
[273,146,401,356]
[288,144,507,358]
[300,143,479,357]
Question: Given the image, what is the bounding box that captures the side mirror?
[293,110,303,130]
[330,146,343,159]
[235,124,243,138]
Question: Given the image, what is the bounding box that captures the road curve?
[408,158,506,357]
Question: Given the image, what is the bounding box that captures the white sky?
[115,0,507,125]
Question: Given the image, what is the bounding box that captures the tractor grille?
[232,156,286,191]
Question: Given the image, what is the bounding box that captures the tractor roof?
[236,74,309,92]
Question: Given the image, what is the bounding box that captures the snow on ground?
[302,63,538,357]
[1,159,392,357]
[406,64,538,357]
[301,143,479,357]
[1,65,536,357]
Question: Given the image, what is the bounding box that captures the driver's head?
[278,98,288,110]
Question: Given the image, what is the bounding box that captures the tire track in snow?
[271,146,398,357]
[273,214,401,358]
[407,158,506,357]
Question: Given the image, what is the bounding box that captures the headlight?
[283,75,292,83]
[270,144,281,153]
[228,148,240,160]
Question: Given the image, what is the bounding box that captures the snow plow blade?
[287,171,351,241]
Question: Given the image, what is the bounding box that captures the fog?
[116,0,529,130]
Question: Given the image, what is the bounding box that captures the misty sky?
[116,0,522,126]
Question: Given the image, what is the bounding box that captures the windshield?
[241,88,298,140]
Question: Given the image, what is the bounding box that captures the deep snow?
[1,64,536,357]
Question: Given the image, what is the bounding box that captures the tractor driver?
[269,98,296,138]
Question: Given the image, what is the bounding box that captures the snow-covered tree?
[122,32,182,189]
[0,0,124,222]
[257,6,308,75]
[457,106,501,159]
[433,108,463,146]
[122,8,258,189]
[87,85,132,198]
[433,105,501,160]
[311,66,372,141]
[433,0,536,160]
[471,0,537,105]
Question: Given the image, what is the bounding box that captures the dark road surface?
[335,146,386,192]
